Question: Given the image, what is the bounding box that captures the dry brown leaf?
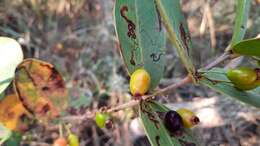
[0,94,30,131]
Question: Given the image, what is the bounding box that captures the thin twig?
[203,51,231,70]
[60,76,191,121]
[61,111,95,122]
[106,75,192,113]
[206,3,216,48]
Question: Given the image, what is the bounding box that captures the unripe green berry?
[227,67,259,90]
[95,112,109,128]
[227,67,257,85]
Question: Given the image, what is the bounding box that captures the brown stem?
[59,76,192,122]
[203,51,231,70]
[106,75,192,113]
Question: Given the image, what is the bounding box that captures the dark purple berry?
[164,110,183,133]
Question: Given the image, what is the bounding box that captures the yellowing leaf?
[14,59,68,121]
[0,94,29,131]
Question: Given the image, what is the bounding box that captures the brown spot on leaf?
[14,59,68,121]
[7,112,15,119]
[120,5,136,39]
[130,50,136,65]
[42,86,49,91]
[140,101,160,129]
[179,23,191,55]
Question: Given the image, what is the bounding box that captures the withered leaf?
[0,94,29,131]
[13,59,68,121]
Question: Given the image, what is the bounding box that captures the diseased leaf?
[0,94,30,131]
[0,37,23,95]
[199,68,260,108]
[139,100,199,146]
[230,0,251,47]
[13,59,68,121]
[114,0,166,89]
[139,101,177,146]
[154,0,195,78]
[232,38,260,57]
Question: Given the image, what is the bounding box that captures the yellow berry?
[176,108,199,128]
[130,68,151,96]
[68,133,79,146]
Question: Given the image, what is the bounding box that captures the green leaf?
[199,68,260,108]
[0,37,23,95]
[199,68,230,82]
[154,0,195,77]
[3,132,22,146]
[139,101,199,146]
[0,123,12,145]
[114,0,166,89]
[232,38,260,57]
[230,0,251,47]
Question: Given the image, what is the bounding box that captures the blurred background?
[0,0,260,146]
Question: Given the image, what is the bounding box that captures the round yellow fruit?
[130,68,151,96]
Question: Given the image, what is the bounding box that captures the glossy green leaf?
[230,0,251,47]
[0,123,12,145]
[199,68,260,108]
[139,101,199,146]
[154,0,195,78]
[0,37,24,95]
[114,0,166,89]
[232,38,260,57]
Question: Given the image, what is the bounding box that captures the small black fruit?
[164,110,183,132]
